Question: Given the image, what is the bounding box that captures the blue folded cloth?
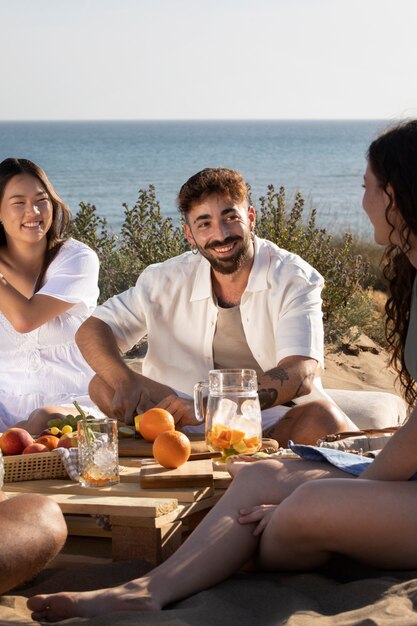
[288,441,417,480]
[288,441,372,476]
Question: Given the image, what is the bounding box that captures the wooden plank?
[139,459,214,489]
[4,477,214,503]
[213,468,233,489]
[5,491,178,518]
[112,521,182,563]
[64,514,112,538]
[118,435,278,458]
[118,433,209,457]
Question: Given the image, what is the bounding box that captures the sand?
[322,334,400,395]
[2,338,416,626]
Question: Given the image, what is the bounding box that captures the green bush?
[70,183,379,345]
[120,185,186,268]
[256,185,370,325]
[69,187,187,303]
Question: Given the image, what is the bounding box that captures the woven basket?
[3,451,68,483]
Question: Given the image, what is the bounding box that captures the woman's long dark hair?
[368,120,417,406]
[0,158,71,290]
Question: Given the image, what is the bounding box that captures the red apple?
[22,443,49,454]
[0,428,34,455]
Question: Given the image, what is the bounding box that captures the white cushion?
[325,389,407,429]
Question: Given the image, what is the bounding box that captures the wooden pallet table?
[3,458,230,565]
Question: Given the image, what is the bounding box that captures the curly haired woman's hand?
[238,504,278,536]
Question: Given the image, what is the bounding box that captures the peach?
[22,443,49,454]
[0,428,34,456]
[35,435,60,451]
[57,432,78,448]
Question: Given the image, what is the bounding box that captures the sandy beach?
[2,338,416,626]
[323,335,399,394]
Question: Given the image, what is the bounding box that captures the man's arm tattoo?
[265,365,290,383]
[257,366,288,409]
[293,373,315,397]
[258,388,278,410]
[258,368,316,409]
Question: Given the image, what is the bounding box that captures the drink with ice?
[194,369,262,461]
[78,418,120,487]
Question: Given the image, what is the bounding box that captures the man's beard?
[196,233,253,275]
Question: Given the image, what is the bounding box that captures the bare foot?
[27,580,160,622]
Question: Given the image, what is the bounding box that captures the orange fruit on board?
[152,431,191,469]
[134,408,175,442]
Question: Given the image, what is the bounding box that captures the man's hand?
[155,394,201,429]
[111,373,153,423]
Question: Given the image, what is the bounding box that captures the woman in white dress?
[0,157,100,434]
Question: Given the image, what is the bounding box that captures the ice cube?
[233,416,258,436]
[213,398,238,425]
[93,446,116,470]
[241,399,261,419]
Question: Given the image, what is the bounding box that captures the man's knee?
[272,399,355,445]
[5,494,67,549]
[0,495,67,594]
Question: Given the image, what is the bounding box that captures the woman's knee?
[230,460,286,498]
[276,479,346,545]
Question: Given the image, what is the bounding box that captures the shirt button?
[28,350,42,372]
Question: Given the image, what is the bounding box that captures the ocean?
[0,119,390,239]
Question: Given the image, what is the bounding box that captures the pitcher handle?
[194,381,209,423]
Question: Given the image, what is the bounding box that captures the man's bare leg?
[16,406,81,435]
[268,399,358,447]
[28,459,346,621]
[0,494,67,594]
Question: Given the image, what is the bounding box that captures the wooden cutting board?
[118,433,210,458]
[118,436,279,458]
[139,458,214,489]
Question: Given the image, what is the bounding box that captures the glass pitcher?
[194,369,262,461]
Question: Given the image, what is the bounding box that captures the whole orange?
[134,408,175,442]
[153,431,191,469]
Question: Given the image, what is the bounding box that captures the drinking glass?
[77,418,120,487]
[194,369,262,461]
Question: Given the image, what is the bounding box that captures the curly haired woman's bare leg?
[28,459,345,621]
[255,477,417,571]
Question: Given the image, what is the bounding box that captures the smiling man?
[76,168,356,445]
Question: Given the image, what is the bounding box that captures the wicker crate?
[3,451,68,483]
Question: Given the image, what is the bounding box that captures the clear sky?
[1,0,416,120]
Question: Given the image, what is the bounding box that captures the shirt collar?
[190,255,213,301]
[190,236,270,301]
[245,236,269,292]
